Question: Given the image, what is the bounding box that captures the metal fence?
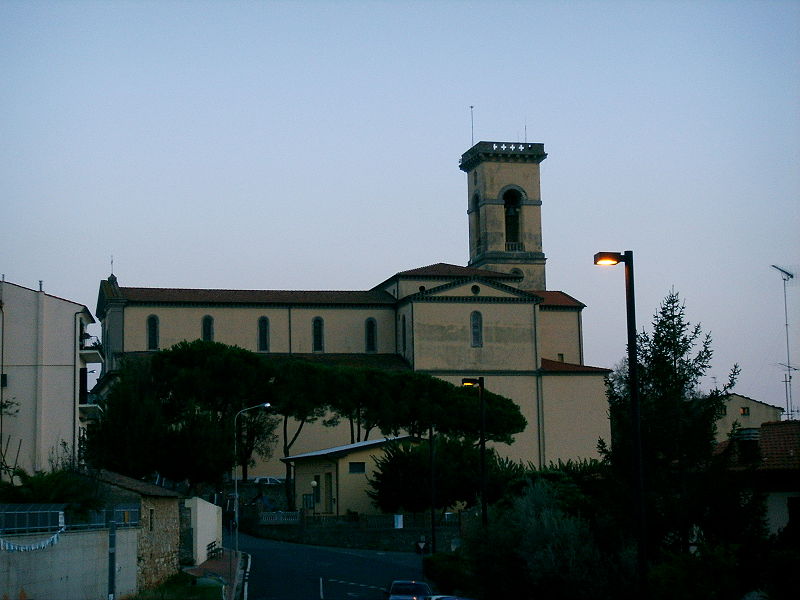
[0,504,140,534]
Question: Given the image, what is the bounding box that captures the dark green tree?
[367,436,526,514]
[86,342,279,487]
[599,291,758,562]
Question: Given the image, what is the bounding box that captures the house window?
[147,315,159,350]
[471,311,483,348]
[365,318,377,352]
[312,317,324,352]
[401,315,407,353]
[258,317,270,352]
[349,462,366,474]
[740,406,750,416]
[202,316,214,341]
[557,353,565,362]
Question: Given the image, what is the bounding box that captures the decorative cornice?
[460,141,547,172]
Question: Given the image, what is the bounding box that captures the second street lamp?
[233,402,271,555]
[461,377,487,530]
[593,250,647,592]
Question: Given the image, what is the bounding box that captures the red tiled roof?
[758,421,800,471]
[533,290,585,308]
[540,358,611,374]
[394,263,517,279]
[119,287,395,306]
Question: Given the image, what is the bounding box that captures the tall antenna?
[771,264,795,419]
[470,106,475,145]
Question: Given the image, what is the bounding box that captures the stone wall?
[137,496,180,589]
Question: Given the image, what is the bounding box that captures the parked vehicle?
[385,580,433,600]
[253,476,284,485]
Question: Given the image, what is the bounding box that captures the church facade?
[95,141,611,473]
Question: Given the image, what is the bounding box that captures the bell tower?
[459,141,548,290]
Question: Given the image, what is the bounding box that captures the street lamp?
[461,377,487,530]
[593,250,647,591]
[233,402,271,555]
[310,480,318,516]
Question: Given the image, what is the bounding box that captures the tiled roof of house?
[540,358,611,374]
[119,287,396,306]
[93,470,182,498]
[758,421,800,471]
[282,436,413,462]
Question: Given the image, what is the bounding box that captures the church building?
[95,141,611,472]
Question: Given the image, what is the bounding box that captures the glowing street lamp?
[461,377,487,530]
[593,250,647,591]
[233,402,271,555]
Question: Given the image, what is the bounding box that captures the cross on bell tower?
[459,141,548,290]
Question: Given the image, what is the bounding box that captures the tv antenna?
[771,264,795,419]
[470,106,475,145]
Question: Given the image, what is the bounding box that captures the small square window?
[739,407,750,416]
[349,462,366,474]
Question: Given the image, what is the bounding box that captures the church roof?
[115,286,396,307]
[394,262,518,280]
[534,291,585,309]
[540,358,611,374]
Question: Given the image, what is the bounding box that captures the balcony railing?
[505,242,525,252]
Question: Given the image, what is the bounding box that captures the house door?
[324,472,333,513]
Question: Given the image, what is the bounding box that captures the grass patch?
[124,571,223,600]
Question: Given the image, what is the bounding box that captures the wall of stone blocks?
[137,496,181,589]
[0,528,138,600]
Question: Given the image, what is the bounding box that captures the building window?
[312,317,324,352]
[349,462,366,474]
[149,508,154,532]
[740,406,750,416]
[202,315,214,342]
[503,188,522,244]
[557,353,565,362]
[471,311,483,347]
[258,317,270,352]
[401,315,407,353]
[147,315,159,350]
[365,318,377,353]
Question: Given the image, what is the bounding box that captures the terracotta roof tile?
[394,263,517,279]
[540,358,611,374]
[119,287,395,306]
[533,291,586,308]
[758,421,800,471]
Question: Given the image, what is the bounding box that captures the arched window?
[503,188,523,245]
[401,315,407,353]
[365,318,377,353]
[147,315,159,351]
[258,317,270,352]
[202,315,214,342]
[471,311,483,348]
[312,317,324,352]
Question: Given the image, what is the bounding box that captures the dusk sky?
[2,1,798,413]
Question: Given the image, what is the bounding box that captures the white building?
[0,279,102,474]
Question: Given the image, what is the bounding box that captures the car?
[252,476,284,485]
[385,579,433,600]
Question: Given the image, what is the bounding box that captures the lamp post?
[593,250,647,591]
[462,377,487,530]
[310,479,318,516]
[233,402,271,555]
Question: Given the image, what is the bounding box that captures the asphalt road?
[234,533,427,600]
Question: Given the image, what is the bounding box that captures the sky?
[1,0,798,414]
